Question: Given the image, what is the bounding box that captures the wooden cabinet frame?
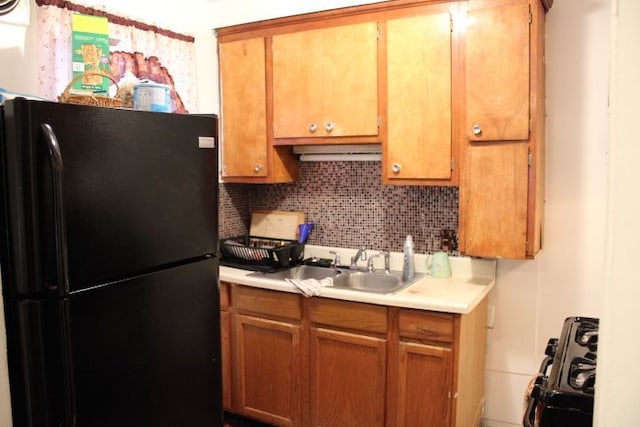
[458,0,548,258]
[218,37,299,183]
[216,0,467,186]
[221,282,488,427]
[216,0,551,257]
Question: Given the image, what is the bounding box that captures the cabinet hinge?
[378,116,382,129]
[528,151,533,167]
[377,27,381,40]
[450,158,455,171]
[449,12,454,33]
[529,7,533,24]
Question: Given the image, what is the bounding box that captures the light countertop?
[220,245,496,314]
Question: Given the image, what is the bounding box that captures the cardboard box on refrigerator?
[71,14,110,94]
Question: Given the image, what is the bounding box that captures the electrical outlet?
[487,304,495,329]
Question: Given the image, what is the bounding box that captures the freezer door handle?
[41,124,77,425]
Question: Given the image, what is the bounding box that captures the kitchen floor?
[223,412,275,427]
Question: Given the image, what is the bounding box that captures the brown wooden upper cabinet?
[272,22,379,140]
[464,1,531,142]
[215,0,552,258]
[459,0,548,259]
[218,37,299,183]
[219,38,269,178]
[385,6,454,183]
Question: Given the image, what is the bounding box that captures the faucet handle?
[367,251,390,273]
[350,247,367,269]
[329,250,341,267]
[381,250,390,274]
[367,252,381,272]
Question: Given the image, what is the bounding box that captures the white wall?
[484,1,611,425]
[595,0,640,425]
[0,0,39,95]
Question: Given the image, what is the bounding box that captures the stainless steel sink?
[331,271,422,294]
[249,265,423,294]
[248,264,343,281]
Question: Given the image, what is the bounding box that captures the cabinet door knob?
[254,164,263,173]
[472,124,482,136]
[325,122,334,132]
[309,123,318,133]
[392,163,402,174]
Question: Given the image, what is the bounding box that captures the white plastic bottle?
[402,235,415,281]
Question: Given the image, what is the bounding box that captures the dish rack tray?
[220,235,304,270]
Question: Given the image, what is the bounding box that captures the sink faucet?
[350,247,367,269]
[367,251,390,273]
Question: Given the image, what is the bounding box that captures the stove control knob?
[545,338,559,357]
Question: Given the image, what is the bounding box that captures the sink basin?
[332,271,421,294]
[248,265,342,281]
[248,265,423,295]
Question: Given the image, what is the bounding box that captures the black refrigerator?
[0,98,222,426]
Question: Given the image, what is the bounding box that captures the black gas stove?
[524,316,599,427]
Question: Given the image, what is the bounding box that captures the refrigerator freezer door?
[1,99,218,295]
[4,257,222,427]
[70,257,221,426]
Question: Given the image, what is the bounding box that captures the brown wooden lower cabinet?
[395,341,453,426]
[309,328,387,427]
[220,282,232,410]
[309,297,388,427]
[220,282,487,427]
[236,315,303,426]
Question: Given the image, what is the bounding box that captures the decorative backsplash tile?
[219,161,459,255]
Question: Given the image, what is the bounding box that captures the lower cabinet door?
[396,342,453,427]
[309,327,387,427]
[236,314,303,426]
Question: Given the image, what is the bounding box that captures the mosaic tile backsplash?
[219,161,459,255]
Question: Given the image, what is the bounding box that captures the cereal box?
[71,14,110,93]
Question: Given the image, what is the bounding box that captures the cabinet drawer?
[309,298,387,334]
[234,286,302,321]
[398,310,455,344]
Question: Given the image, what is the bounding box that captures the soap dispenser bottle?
[402,235,415,281]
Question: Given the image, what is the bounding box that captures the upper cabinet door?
[464,143,529,258]
[272,29,323,139]
[386,11,452,181]
[219,38,268,177]
[272,22,379,139]
[464,2,530,141]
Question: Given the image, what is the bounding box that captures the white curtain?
[36,3,198,112]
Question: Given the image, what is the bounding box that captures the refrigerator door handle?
[40,123,77,426]
[40,123,70,295]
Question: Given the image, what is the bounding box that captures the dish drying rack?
[220,235,304,271]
